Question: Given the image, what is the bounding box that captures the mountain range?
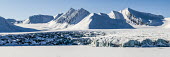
[48,8,164,29]
[0,8,165,32]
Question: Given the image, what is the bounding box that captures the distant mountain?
[120,8,164,26]
[0,16,38,32]
[49,8,90,29]
[6,19,16,24]
[48,8,165,30]
[23,15,54,24]
[68,13,133,29]
[0,8,166,32]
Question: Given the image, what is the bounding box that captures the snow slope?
[53,13,63,20]
[163,18,170,28]
[68,13,133,30]
[49,8,90,29]
[108,10,124,19]
[15,23,51,31]
[23,15,54,24]
[120,8,164,26]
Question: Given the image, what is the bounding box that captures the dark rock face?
[0,16,39,32]
[23,15,54,24]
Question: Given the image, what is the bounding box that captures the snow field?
[0,46,170,57]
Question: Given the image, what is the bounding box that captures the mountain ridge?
[48,8,90,29]
[120,8,164,26]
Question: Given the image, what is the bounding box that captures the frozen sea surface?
[0,46,169,57]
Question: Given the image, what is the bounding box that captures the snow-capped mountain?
[23,15,54,24]
[68,13,133,29]
[0,16,39,32]
[9,8,165,30]
[120,8,164,26]
[48,8,165,30]
[0,17,18,32]
[49,8,90,29]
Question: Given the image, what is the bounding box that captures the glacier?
[0,30,170,47]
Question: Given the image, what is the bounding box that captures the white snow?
[163,18,170,28]
[15,23,51,31]
[0,46,169,57]
[108,10,124,19]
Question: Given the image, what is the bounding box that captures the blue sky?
[0,0,169,20]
